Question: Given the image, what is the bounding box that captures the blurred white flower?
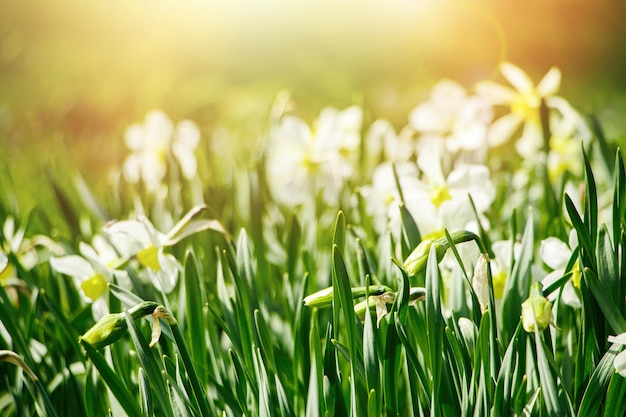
[476,62,564,156]
[123,110,200,192]
[365,119,415,165]
[359,162,420,234]
[489,240,521,299]
[50,238,129,320]
[540,231,580,308]
[403,144,496,238]
[409,80,493,153]
[265,106,362,206]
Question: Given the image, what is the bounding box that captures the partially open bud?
[81,301,159,349]
[521,283,553,332]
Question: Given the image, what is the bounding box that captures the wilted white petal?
[536,67,561,97]
[540,238,571,270]
[501,62,534,94]
[50,255,94,278]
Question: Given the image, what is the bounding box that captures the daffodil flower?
[103,205,224,293]
[409,79,493,154]
[540,231,581,308]
[50,239,129,320]
[265,106,362,205]
[123,110,200,192]
[405,144,495,238]
[489,240,521,299]
[476,62,563,157]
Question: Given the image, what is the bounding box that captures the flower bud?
[404,239,446,276]
[472,253,490,313]
[303,285,392,308]
[81,301,158,349]
[521,283,553,332]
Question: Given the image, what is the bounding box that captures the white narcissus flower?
[476,62,564,157]
[409,80,493,153]
[50,238,129,320]
[103,205,224,294]
[403,144,495,239]
[123,110,200,192]
[265,106,362,206]
[540,230,580,308]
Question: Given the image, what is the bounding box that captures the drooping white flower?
[476,62,564,157]
[123,111,200,192]
[409,80,493,154]
[265,106,362,206]
[540,230,580,308]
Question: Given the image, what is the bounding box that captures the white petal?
[475,81,518,106]
[0,251,7,272]
[608,332,626,346]
[175,120,200,149]
[122,155,142,184]
[614,350,626,377]
[154,252,181,293]
[124,125,146,151]
[560,280,581,309]
[91,297,109,321]
[50,255,94,278]
[540,238,571,269]
[536,67,561,97]
[487,113,523,147]
[501,62,534,94]
[416,142,445,185]
[172,144,197,179]
[515,122,543,158]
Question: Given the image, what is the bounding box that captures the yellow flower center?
[81,274,108,301]
[430,185,452,208]
[301,154,321,173]
[0,262,16,282]
[511,93,540,122]
[492,271,506,299]
[137,246,161,271]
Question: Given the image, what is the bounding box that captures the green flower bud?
[403,239,446,276]
[521,283,553,333]
[80,301,159,349]
[303,285,392,308]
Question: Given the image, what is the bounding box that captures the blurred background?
[1,0,625,205]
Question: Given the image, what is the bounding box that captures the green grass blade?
[81,342,143,417]
[425,244,443,416]
[578,343,622,416]
[501,211,534,345]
